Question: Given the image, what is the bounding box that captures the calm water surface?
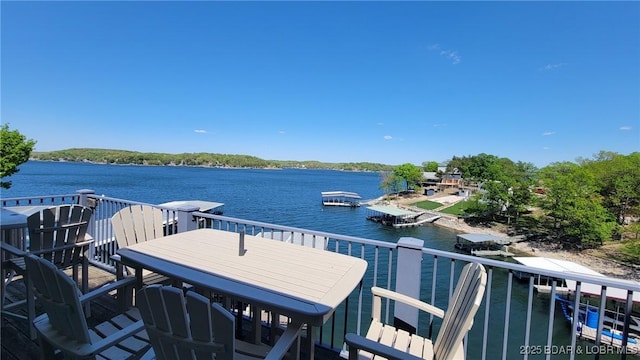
[3,161,619,359]
[3,161,458,246]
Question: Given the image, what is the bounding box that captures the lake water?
[2,161,459,248]
[2,161,621,359]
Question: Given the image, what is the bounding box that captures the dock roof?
[321,191,362,199]
[514,256,602,275]
[514,256,640,303]
[366,205,419,217]
[159,200,224,212]
[457,233,512,245]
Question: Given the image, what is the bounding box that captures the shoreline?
[383,193,640,282]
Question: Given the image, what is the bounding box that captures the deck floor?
[1,264,341,359]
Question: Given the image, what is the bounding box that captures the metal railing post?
[393,236,424,334]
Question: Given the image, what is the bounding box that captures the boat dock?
[577,324,640,354]
[455,233,514,257]
[365,205,439,228]
[159,200,224,215]
[321,191,362,207]
[555,296,640,353]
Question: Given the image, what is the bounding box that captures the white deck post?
[175,205,200,233]
[393,236,424,334]
[76,189,95,207]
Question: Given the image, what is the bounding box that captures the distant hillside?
[31,148,394,172]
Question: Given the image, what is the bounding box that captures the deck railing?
[1,190,639,360]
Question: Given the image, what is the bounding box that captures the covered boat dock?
[514,257,640,303]
[455,233,514,257]
[159,200,224,214]
[366,205,433,228]
[321,191,362,207]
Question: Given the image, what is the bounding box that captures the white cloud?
[541,63,567,71]
[543,147,551,150]
[278,130,286,134]
[428,44,461,65]
[194,129,207,134]
[383,135,393,140]
[620,126,632,131]
[542,131,555,136]
[440,49,461,65]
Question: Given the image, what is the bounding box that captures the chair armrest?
[345,333,423,360]
[34,315,145,358]
[75,320,145,356]
[265,321,304,360]
[0,242,26,257]
[372,287,445,319]
[28,240,95,257]
[79,277,137,304]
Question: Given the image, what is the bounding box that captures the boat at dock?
[556,295,640,352]
[321,191,362,207]
[514,256,640,351]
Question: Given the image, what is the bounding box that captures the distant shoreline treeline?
[31,148,396,172]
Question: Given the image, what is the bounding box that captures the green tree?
[393,163,423,191]
[581,151,640,225]
[379,172,404,198]
[422,161,439,172]
[448,153,500,183]
[0,124,36,189]
[539,162,615,248]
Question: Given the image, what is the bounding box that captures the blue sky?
[2,1,638,168]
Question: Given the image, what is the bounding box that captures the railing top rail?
[421,246,640,293]
[87,194,155,206]
[1,194,80,206]
[193,211,398,249]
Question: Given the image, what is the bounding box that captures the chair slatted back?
[137,285,235,360]
[433,262,487,360]
[111,205,164,248]
[27,205,92,267]
[24,254,91,344]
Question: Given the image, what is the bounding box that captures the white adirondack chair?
[136,285,300,360]
[345,262,487,360]
[111,204,165,248]
[1,204,94,339]
[25,254,151,360]
[111,204,170,285]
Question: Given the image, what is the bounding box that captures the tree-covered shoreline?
[31,148,395,172]
[27,147,640,261]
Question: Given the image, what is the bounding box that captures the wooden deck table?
[117,228,368,359]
